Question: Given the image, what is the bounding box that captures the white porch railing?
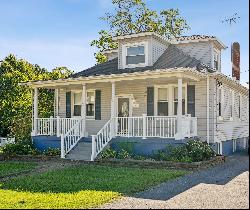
[91,118,114,161]
[0,137,15,147]
[61,119,84,158]
[34,117,81,136]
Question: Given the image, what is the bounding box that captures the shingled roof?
[175,35,216,42]
[71,44,213,78]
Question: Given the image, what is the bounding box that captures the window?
[157,88,168,116]
[174,87,186,115]
[73,91,95,118]
[73,92,82,116]
[229,90,233,119]
[86,91,95,117]
[218,88,222,117]
[214,52,219,70]
[238,94,241,119]
[126,45,145,65]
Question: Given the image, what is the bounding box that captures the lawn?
[0,164,186,209]
[0,161,37,178]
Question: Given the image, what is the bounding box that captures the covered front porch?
[28,69,205,160]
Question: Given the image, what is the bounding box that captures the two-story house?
[22,32,249,160]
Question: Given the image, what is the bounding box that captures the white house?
[21,32,249,160]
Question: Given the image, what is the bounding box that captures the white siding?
[152,37,168,64]
[215,83,249,142]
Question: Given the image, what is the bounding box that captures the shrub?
[44,148,60,156]
[117,149,131,159]
[186,140,216,162]
[101,148,117,159]
[2,142,39,156]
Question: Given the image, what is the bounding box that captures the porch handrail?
[91,118,114,161]
[34,117,80,136]
[0,137,15,147]
[61,119,83,158]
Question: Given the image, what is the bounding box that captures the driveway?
[102,152,249,209]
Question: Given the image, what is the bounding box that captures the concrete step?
[66,141,92,161]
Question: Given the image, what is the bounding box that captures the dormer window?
[126,46,145,65]
[214,51,219,70]
[122,41,148,68]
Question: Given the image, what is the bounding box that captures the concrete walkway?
[102,153,249,209]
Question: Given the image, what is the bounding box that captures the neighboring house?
[21,32,249,160]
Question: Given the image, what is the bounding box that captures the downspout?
[207,75,210,145]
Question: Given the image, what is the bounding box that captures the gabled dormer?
[113,32,169,69]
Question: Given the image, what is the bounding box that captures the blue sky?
[0,0,249,83]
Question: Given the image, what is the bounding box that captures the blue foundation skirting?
[32,136,61,152]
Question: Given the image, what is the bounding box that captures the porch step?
[65,141,92,161]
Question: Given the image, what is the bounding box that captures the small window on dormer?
[214,52,219,70]
[126,45,145,65]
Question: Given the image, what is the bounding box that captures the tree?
[91,0,190,63]
[0,54,73,141]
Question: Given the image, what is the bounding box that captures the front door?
[116,96,131,135]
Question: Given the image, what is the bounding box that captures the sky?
[0,0,249,83]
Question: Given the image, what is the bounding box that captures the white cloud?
[0,37,97,72]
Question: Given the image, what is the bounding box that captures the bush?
[153,140,216,162]
[101,148,117,159]
[117,149,131,159]
[186,140,216,162]
[44,148,60,156]
[2,142,39,156]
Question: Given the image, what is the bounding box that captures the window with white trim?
[73,91,95,118]
[86,91,95,117]
[214,51,219,70]
[218,87,223,117]
[229,90,234,119]
[237,94,241,119]
[157,88,169,116]
[73,92,82,117]
[126,45,145,65]
[174,87,186,115]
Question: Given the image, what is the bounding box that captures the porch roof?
[20,68,208,88]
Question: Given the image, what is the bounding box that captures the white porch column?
[81,84,87,137]
[111,82,116,137]
[176,78,183,140]
[33,88,38,136]
[54,89,59,117]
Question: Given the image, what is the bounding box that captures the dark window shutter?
[66,92,71,118]
[147,87,154,116]
[95,90,101,120]
[187,85,195,117]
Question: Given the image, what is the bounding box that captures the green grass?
[0,164,186,209]
[0,161,37,177]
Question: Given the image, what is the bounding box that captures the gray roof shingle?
[71,44,212,78]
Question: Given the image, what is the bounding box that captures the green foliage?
[116,141,135,154]
[101,148,117,159]
[117,149,131,159]
[0,54,73,141]
[1,142,39,156]
[186,140,216,162]
[0,162,37,177]
[153,140,216,163]
[91,0,190,63]
[43,148,61,156]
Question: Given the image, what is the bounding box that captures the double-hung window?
[238,94,241,119]
[126,45,145,65]
[73,91,95,118]
[214,52,219,70]
[157,88,169,116]
[174,87,186,115]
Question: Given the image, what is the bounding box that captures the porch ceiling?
[20,68,207,89]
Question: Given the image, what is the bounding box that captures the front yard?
[0,161,186,209]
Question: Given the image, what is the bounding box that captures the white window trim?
[238,94,242,121]
[230,90,234,121]
[218,86,224,121]
[154,84,188,116]
[71,89,96,120]
[122,41,149,69]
